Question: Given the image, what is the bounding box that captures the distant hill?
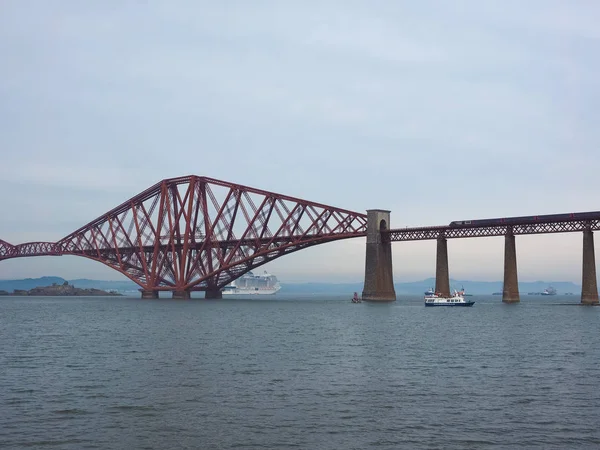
[0,276,583,295]
[0,276,68,292]
[282,278,582,295]
[69,278,139,292]
[391,278,581,295]
[0,277,139,293]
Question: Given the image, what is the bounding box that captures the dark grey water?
[1,294,599,449]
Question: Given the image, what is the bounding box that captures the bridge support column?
[172,290,191,299]
[205,289,222,299]
[362,210,396,302]
[140,290,159,299]
[581,229,599,304]
[435,237,450,297]
[502,230,520,303]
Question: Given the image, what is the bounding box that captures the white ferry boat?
[541,286,557,296]
[222,271,281,295]
[424,289,475,307]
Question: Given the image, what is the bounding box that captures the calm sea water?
[1,294,599,449]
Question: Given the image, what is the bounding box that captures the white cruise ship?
[222,271,281,295]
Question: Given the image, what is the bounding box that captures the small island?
[1,281,121,296]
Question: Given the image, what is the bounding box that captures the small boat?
[424,287,435,296]
[460,285,473,296]
[424,290,475,307]
[351,292,362,303]
[541,286,557,296]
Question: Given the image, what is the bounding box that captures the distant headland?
[0,280,121,297]
[0,275,585,296]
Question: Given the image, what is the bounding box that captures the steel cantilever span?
[0,239,16,258]
[0,176,368,294]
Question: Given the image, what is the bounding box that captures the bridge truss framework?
[385,219,600,241]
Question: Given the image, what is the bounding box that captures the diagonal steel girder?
[0,239,16,259]
[26,175,368,291]
[0,241,60,260]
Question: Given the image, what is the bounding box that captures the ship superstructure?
[541,286,557,295]
[222,271,281,295]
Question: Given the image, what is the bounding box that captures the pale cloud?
[1,0,599,283]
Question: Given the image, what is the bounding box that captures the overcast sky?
[1,1,599,283]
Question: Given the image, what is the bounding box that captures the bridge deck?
[386,219,600,241]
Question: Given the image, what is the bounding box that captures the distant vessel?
[351,292,362,303]
[222,271,281,295]
[541,286,557,296]
[460,285,473,296]
[424,289,475,307]
[424,288,435,296]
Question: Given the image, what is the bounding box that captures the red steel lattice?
[1,176,368,293]
[0,239,15,258]
[14,242,61,256]
[386,219,600,241]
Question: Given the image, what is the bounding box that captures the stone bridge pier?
[435,237,450,297]
[171,289,223,299]
[141,289,223,299]
[581,228,599,304]
[205,289,223,299]
[502,229,520,303]
[141,290,159,299]
[362,210,396,302]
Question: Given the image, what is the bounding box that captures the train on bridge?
[449,211,600,228]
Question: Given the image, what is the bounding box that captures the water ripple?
[1,295,599,449]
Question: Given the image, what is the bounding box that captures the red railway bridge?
[0,175,598,304]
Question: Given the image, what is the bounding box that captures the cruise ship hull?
[222,286,281,295]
